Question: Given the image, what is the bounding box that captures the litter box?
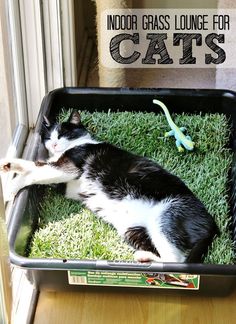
[7,87,236,296]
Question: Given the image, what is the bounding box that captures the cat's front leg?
[0,157,78,200]
[0,159,36,201]
[0,159,35,200]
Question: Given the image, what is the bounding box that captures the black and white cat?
[0,110,219,263]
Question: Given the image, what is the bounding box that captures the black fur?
[124,227,160,256]
[66,142,218,261]
[42,111,219,263]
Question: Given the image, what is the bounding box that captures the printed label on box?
[68,270,200,290]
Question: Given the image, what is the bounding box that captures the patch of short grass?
[29,110,235,264]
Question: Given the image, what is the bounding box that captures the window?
[0,0,78,320]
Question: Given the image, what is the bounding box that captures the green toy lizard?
[153,99,195,152]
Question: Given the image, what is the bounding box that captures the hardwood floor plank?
[34,289,236,324]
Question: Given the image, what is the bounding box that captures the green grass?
[29,110,235,264]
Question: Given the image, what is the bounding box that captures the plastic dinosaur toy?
[153,99,195,152]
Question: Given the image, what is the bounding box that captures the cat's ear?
[43,116,51,127]
[68,110,81,125]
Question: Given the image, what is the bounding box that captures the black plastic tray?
[7,87,236,295]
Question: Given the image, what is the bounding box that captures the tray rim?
[8,86,236,276]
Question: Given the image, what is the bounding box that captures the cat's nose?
[52,143,57,149]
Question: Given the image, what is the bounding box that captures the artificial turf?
[29,110,235,264]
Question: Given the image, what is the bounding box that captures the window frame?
[0,0,77,321]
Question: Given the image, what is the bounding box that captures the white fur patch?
[45,130,98,158]
[65,170,185,262]
[66,172,160,234]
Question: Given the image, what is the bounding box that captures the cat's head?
[42,110,88,155]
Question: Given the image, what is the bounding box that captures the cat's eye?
[58,130,69,139]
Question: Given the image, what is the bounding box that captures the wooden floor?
[34,288,236,324]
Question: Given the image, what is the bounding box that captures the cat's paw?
[134,250,161,263]
[0,160,12,173]
[4,177,25,201]
[0,159,33,174]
